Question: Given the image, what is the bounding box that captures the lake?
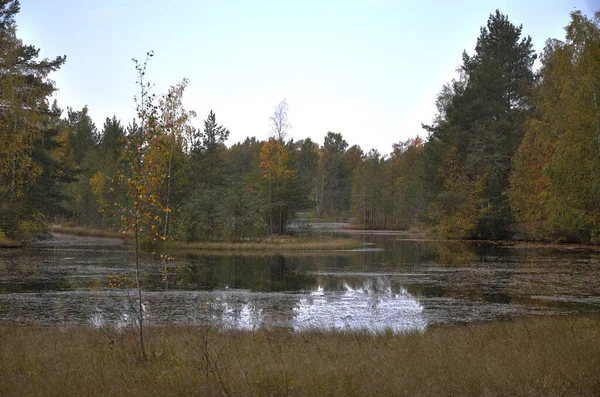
[1,232,600,332]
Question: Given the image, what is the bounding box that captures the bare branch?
[268,98,291,141]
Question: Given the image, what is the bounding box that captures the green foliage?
[88,117,128,229]
[66,106,99,165]
[190,110,229,188]
[508,11,600,242]
[179,110,230,240]
[260,139,297,235]
[4,2,598,245]
[292,137,319,204]
[389,137,425,228]
[351,149,386,227]
[349,137,427,230]
[0,1,19,31]
[0,0,67,238]
[225,137,262,178]
[61,106,104,227]
[178,186,226,241]
[223,181,266,240]
[24,103,77,222]
[542,12,600,242]
[117,52,166,245]
[422,10,536,239]
[316,132,358,219]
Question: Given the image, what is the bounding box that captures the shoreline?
[0,239,22,248]
[48,225,364,251]
[161,236,364,251]
[44,223,600,251]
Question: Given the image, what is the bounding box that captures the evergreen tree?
[259,139,308,235]
[99,116,125,161]
[182,110,230,240]
[293,138,319,211]
[423,10,536,238]
[225,137,263,179]
[24,102,76,225]
[191,110,229,188]
[87,116,126,229]
[351,149,385,227]
[389,137,425,228]
[0,0,66,238]
[0,1,18,32]
[318,132,357,218]
[66,106,98,165]
[63,107,101,226]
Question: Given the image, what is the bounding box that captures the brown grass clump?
[1,316,600,396]
[0,239,22,248]
[49,224,124,239]
[47,224,363,251]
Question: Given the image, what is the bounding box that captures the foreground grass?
[1,317,599,396]
[162,236,364,251]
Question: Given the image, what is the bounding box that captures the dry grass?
[0,239,22,248]
[163,236,364,252]
[47,225,362,251]
[49,224,124,239]
[1,316,600,396]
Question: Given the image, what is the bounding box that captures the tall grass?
[1,316,599,396]
[49,224,124,239]
[0,239,22,248]
[48,225,363,251]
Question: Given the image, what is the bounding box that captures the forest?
[1,1,600,244]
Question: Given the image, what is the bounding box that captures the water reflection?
[1,234,600,331]
[294,278,425,332]
[0,280,425,333]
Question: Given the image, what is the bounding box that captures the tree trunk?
[134,200,146,360]
[163,133,175,238]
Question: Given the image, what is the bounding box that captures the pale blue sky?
[17,0,598,153]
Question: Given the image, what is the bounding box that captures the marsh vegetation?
[2,317,599,396]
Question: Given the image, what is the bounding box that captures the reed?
[49,224,124,239]
[0,239,22,248]
[1,316,599,396]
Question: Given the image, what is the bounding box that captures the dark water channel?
[1,233,600,332]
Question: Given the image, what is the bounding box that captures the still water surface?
[1,233,600,332]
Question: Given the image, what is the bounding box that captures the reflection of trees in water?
[397,244,600,306]
[294,276,426,332]
[153,291,304,330]
[150,239,530,310]
[134,275,426,331]
[310,276,411,312]
[391,241,516,304]
[315,276,396,295]
[162,254,318,293]
[5,237,600,329]
[365,237,478,265]
[0,250,86,293]
[512,247,600,300]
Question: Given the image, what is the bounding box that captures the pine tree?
[182,110,230,240]
[423,10,536,238]
[0,0,66,238]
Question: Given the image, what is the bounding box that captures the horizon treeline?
[1,0,599,243]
